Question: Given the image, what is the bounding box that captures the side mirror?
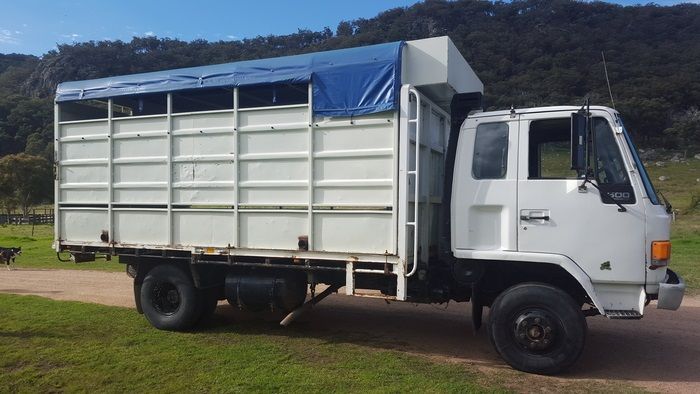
[570,111,588,173]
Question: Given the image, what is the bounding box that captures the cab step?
[606,310,642,319]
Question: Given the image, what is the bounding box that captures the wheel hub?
[166,289,179,304]
[514,310,556,351]
[152,282,181,315]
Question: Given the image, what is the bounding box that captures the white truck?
[54,36,685,374]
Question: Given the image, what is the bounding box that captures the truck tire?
[488,282,586,375]
[140,264,201,331]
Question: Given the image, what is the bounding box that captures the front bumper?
[657,269,685,310]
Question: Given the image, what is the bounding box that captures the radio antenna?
[601,51,616,110]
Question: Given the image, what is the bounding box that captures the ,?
[53,36,685,375]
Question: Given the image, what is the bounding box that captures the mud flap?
[471,285,483,331]
[134,282,143,314]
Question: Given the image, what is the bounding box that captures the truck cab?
[453,105,682,312]
[448,104,685,372]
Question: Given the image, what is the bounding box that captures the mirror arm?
[659,191,673,214]
[578,167,593,192]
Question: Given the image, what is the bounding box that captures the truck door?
[516,111,646,289]
[452,113,519,252]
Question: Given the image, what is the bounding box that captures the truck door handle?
[520,215,550,221]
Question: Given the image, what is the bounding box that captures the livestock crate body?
[55,37,483,300]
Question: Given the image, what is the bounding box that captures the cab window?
[472,122,508,179]
[528,118,578,179]
[527,116,634,204]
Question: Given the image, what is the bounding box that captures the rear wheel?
[141,264,201,331]
[488,283,587,375]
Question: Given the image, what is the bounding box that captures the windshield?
[593,117,630,185]
[617,116,661,205]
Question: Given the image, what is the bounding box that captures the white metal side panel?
[235,104,396,254]
[171,111,235,206]
[113,116,168,135]
[313,116,394,207]
[114,209,168,245]
[58,84,403,258]
[173,210,235,247]
[239,211,308,250]
[59,209,108,243]
[313,212,392,254]
[112,117,169,203]
[311,112,395,254]
[237,106,308,209]
[57,118,109,244]
[238,106,308,127]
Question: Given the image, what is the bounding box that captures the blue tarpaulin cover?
[56,41,404,116]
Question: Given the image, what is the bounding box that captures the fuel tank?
[225,272,307,313]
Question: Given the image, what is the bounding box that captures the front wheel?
[488,283,587,375]
[140,264,201,331]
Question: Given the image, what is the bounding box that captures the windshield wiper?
[659,191,673,214]
[579,177,627,212]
